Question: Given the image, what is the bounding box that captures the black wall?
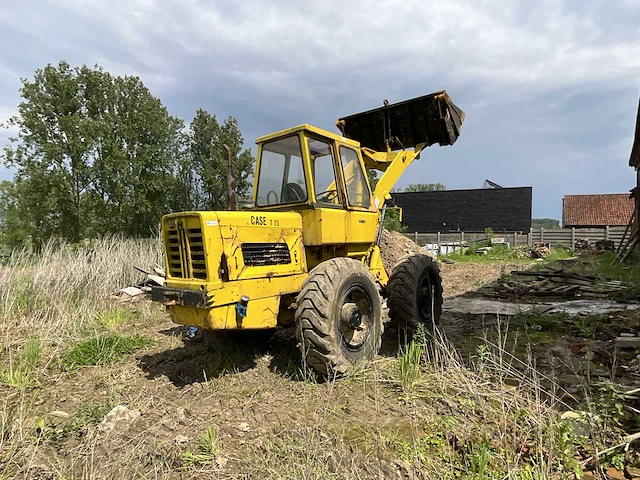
[391,187,532,233]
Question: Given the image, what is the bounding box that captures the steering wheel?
[316,189,338,203]
[283,183,305,202]
[266,190,279,204]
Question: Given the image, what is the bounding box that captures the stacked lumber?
[497,268,628,299]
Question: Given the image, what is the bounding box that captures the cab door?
[337,144,379,244]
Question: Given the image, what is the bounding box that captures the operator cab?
[253,125,375,212]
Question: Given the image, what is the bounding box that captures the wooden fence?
[404,226,628,252]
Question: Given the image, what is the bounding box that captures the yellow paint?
[169,295,283,330]
[159,123,425,332]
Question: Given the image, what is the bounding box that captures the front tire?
[387,254,443,339]
[295,258,383,376]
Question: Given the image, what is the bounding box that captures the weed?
[549,420,585,478]
[0,337,42,388]
[41,399,116,448]
[63,333,155,370]
[398,339,423,397]
[595,382,627,428]
[182,426,219,467]
[95,307,135,330]
[203,353,240,379]
[461,437,497,479]
[384,434,434,465]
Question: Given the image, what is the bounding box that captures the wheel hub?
[341,303,363,329]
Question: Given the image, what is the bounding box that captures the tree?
[0,180,29,250]
[531,218,560,229]
[2,61,186,243]
[402,183,446,192]
[367,169,379,191]
[383,207,406,233]
[183,110,254,211]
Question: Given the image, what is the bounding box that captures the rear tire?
[295,258,383,376]
[387,254,443,339]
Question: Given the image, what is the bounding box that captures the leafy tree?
[0,180,29,250]
[531,218,560,229]
[2,61,186,243]
[402,183,446,192]
[383,207,406,233]
[183,109,254,211]
[367,169,379,191]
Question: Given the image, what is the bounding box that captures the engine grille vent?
[241,243,292,267]
[165,224,207,279]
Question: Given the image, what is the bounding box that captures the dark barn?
[391,187,533,233]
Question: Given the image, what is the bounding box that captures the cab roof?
[255,124,361,148]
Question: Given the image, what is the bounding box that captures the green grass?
[182,426,219,467]
[573,251,640,295]
[95,307,136,330]
[442,243,573,264]
[63,333,155,370]
[0,337,42,388]
[398,339,423,397]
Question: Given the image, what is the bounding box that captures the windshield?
[339,146,371,207]
[308,137,341,205]
[255,136,307,206]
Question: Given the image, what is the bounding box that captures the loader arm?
[361,144,426,207]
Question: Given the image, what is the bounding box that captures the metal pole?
[224,144,236,211]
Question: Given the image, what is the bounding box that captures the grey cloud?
[0,0,639,219]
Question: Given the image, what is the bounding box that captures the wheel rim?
[338,283,373,351]
[417,272,434,321]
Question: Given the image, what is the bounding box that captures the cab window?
[256,136,307,206]
[308,137,341,205]
[339,146,371,208]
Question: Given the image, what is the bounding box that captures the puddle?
[444,297,640,316]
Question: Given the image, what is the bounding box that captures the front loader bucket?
[336,90,465,152]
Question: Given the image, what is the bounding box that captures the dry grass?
[0,240,635,479]
[0,236,162,345]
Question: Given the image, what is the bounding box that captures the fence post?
[513,232,517,247]
[528,227,532,245]
[605,225,610,240]
[540,227,544,243]
[413,231,418,243]
[461,231,465,243]
[571,227,575,253]
[437,232,441,244]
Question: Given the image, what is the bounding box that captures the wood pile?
[514,243,550,259]
[497,267,628,299]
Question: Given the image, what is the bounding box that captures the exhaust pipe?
[223,144,236,211]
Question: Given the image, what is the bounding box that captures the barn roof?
[562,194,634,227]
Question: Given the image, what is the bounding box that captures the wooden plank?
[615,337,640,348]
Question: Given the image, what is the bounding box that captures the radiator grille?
[165,223,207,279]
[241,243,292,267]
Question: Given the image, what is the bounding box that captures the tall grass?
[0,236,162,345]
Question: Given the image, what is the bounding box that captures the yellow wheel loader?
[151,91,465,376]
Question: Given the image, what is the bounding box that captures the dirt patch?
[379,229,429,273]
[439,262,522,298]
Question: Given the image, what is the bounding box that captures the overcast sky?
[1,0,639,219]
